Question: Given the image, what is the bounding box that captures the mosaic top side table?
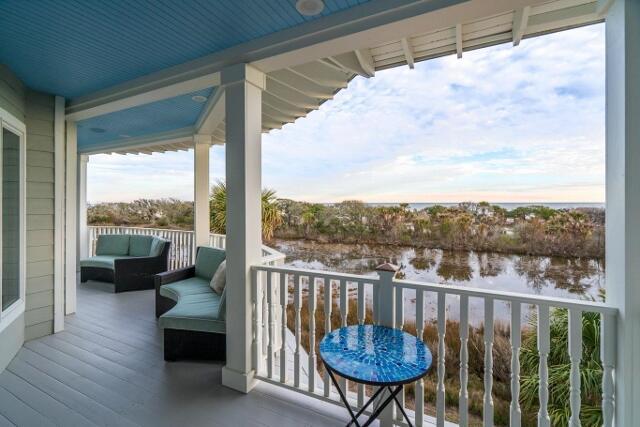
[319,324,432,427]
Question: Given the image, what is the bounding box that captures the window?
[0,107,26,330]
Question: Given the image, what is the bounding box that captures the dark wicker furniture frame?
[154,257,226,362]
[81,241,171,293]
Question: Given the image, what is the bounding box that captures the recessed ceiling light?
[296,0,324,16]
[90,127,106,133]
[192,95,208,103]
[119,134,131,138]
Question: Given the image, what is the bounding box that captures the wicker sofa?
[155,246,226,361]
[80,234,171,293]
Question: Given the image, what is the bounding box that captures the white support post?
[53,96,65,332]
[193,134,211,252]
[221,63,265,393]
[375,263,398,427]
[64,121,77,315]
[77,155,89,262]
[605,1,640,425]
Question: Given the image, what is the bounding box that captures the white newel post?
[375,263,398,427]
[78,154,89,262]
[193,134,211,253]
[221,63,265,393]
[64,121,77,315]
[606,1,640,425]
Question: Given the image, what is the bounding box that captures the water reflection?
[274,239,605,324]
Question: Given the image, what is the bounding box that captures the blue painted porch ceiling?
[0,0,370,98]
[77,88,214,151]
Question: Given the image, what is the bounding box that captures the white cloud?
[88,24,605,204]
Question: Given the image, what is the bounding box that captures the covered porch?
[0,0,638,426]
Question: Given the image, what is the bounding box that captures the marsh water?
[272,238,605,325]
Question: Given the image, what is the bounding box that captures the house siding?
[24,89,55,341]
[0,65,55,371]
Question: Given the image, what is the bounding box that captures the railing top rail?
[89,225,193,233]
[395,278,617,315]
[252,264,379,283]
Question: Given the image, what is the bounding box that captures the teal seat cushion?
[149,237,168,257]
[129,235,154,256]
[194,247,226,280]
[159,277,211,301]
[95,235,130,256]
[80,255,129,270]
[159,293,225,334]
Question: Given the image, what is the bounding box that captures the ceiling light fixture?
[296,0,324,16]
[192,95,208,103]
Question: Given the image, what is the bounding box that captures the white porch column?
[193,134,211,251]
[64,121,77,315]
[77,154,89,261]
[605,1,640,425]
[221,63,265,393]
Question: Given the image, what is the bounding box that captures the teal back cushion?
[129,235,154,257]
[95,235,130,256]
[195,247,226,280]
[149,237,168,257]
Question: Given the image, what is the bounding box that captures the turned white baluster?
[262,274,269,357]
[266,271,274,378]
[510,302,522,427]
[324,279,333,397]
[280,272,288,383]
[436,292,446,427]
[308,277,318,393]
[568,309,582,427]
[252,269,263,375]
[537,304,551,427]
[484,297,494,427]
[459,295,469,427]
[357,282,365,408]
[339,279,349,393]
[396,286,405,422]
[601,312,615,427]
[294,275,302,388]
[415,289,425,427]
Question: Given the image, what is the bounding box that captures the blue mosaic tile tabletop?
[319,325,432,386]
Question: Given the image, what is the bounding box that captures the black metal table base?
[326,366,414,427]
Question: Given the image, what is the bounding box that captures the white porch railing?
[88,226,286,269]
[251,264,617,427]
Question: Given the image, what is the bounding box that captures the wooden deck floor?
[0,283,357,427]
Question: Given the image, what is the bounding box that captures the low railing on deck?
[88,226,285,269]
[251,264,617,427]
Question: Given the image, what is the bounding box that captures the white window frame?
[0,106,27,333]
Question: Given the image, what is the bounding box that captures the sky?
[87,23,605,204]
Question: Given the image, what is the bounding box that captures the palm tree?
[520,305,603,426]
[209,181,283,240]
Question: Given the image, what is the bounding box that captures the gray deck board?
[0,283,352,427]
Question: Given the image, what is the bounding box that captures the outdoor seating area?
[80,234,171,293]
[155,246,227,361]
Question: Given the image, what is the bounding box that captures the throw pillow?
[210,260,226,295]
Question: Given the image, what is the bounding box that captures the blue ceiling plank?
[0,0,373,98]
[77,88,215,151]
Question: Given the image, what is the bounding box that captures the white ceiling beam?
[265,77,319,109]
[328,52,372,78]
[354,48,376,76]
[288,63,349,87]
[66,73,219,121]
[526,3,598,35]
[455,24,463,58]
[268,69,336,99]
[596,0,614,17]
[79,127,195,155]
[195,88,226,134]
[512,6,531,46]
[400,38,415,69]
